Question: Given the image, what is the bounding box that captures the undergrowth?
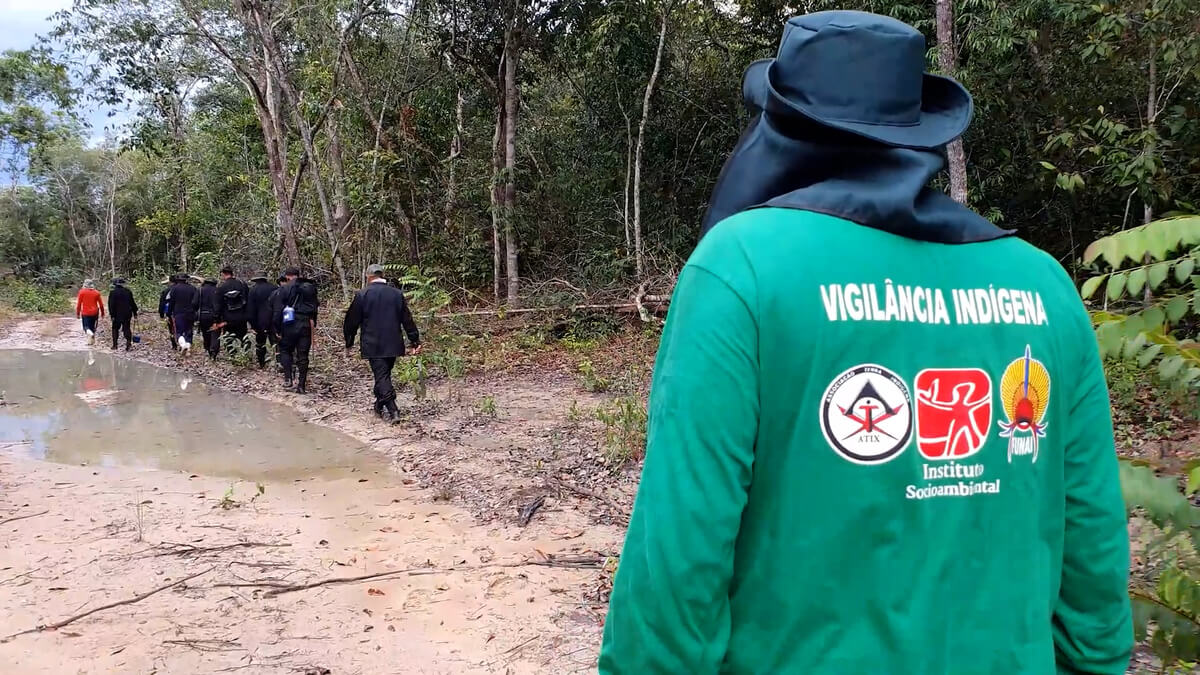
[0,280,69,314]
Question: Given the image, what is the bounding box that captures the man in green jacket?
[599,11,1132,675]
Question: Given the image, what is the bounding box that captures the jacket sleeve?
[343,292,362,349]
[598,263,757,674]
[75,291,82,317]
[131,292,139,317]
[1052,300,1133,675]
[398,293,420,346]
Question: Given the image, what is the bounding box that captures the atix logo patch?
[820,364,912,465]
[914,368,992,460]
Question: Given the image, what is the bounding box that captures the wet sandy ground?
[0,317,621,673]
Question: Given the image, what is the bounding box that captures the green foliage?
[577,359,611,393]
[382,265,452,320]
[594,395,647,468]
[0,279,68,313]
[219,332,255,368]
[1121,459,1200,666]
[475,395,498,418]
[1081,216,1200,390]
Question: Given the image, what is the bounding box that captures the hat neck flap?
[700,111,1013,244]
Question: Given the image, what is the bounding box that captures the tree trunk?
[620,98,632,252]
[633,7,669,279]
[1144,48,1156,226]
[327,109,355,295]
[342,44,418,264]
[445,88,464,236]
[107,175,117,277]
[169,98,190,270]
[255,17,350,298]
[935,0,968,204]
[503,27,520,307]
[490,101,504,302]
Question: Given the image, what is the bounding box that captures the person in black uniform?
[158,276,177,350]
[107,278,138,351]
[273,267,319,393]
[216,266,250,355]
[343,264,422,422]
[246,272,278,368]
[196,277,221,360]
[169,274,199,355]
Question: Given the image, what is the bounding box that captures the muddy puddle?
[0,349,391,481]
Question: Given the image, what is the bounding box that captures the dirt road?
[0,316,626,673]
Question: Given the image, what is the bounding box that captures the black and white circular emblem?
[820,364,913,465]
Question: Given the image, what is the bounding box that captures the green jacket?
[599,209,1132,674]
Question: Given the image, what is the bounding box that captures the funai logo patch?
[998,345,1050,463]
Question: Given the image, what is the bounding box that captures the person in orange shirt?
[76,279,105,346]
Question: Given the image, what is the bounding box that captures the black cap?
[112,278,126,286]
[221,266,234,276]
[284,266,300,277]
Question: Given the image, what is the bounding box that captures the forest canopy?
[0,0,1197,304]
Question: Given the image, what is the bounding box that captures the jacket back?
[108,286,137,321]
[598,208,1132,675]
[247,280,277,331]
[217,278,250,323]
[343,282,420,358]
[168,283,198,319]
[196,282,219,320]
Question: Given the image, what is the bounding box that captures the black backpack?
[224,288,247,312]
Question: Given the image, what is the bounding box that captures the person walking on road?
[168,274,198,355]
[274,267,319,394]
[75,279,104,346]
[343,264,422,423]
[196,277,221,360]
[107,278,138,351]
[158,276,177,351]
[247,272,278,369]
[599,11,1132,675]
[216,266,250,355]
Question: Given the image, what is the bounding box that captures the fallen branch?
[3,567,213,641]
[151,542,290,558]
[551,480,629,523]
[434,302,668,319]
[262,567,429,597]
[1,510,49,526]
[261,553,611,598]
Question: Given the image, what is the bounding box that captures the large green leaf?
[1138,343,1164,367]
[1095,321,1125,357]
[1148,261,1172,291]
[1081,274,1107,300]
[1128,267,1149,296]
[1144,222,1173,261]
[1160,354,1186,380]
[1119,460,1200,534]
[1107,272,1127,301]
[1176,258,1196,284]
[1123,332,1149,359]
[1168,295,1192,323]
[1084,234,1122,267]
[1143,306,1167,330]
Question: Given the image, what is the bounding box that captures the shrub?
[595,395,647,468]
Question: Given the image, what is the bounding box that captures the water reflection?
[0,350,386,481]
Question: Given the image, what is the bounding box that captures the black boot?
[295,371,308,395]
[373,400,385,418]
[384,400,401,425]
